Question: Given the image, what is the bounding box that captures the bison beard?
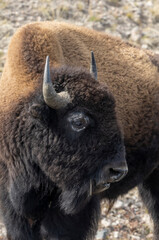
[59,183,90,215]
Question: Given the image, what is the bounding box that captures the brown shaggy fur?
[1,21,159,147]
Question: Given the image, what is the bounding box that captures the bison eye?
[67,112,90,132]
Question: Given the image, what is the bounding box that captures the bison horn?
[43,56,71,109]
[90,51,97,81]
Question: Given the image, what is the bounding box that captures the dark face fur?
[7,66,126,215]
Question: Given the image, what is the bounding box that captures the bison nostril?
[109,167,128,182]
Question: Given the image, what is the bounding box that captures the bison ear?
[29,103,49,120]
[90,51,98,81]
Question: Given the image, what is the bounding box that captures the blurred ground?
[0,0,158,239]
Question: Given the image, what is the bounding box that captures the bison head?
[8,54,127,215]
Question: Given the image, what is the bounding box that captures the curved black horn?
[90,51,97,81]
[43,56,71,109]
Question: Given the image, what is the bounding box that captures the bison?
[0,21,159,240]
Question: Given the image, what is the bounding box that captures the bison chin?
[59,183,91,215]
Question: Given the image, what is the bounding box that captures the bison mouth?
[90,179,110,195]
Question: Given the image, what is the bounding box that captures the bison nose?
[108,166,128,183]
